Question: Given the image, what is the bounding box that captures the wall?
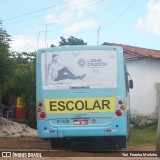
[126,58,160,116]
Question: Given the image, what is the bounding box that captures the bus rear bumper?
[37,117,128,138]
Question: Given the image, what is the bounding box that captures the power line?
[8,21,45,33]
[3,0,73,22]
[6,0,105,32]
[4,0,103,26]
[93,0,128,19]
[101,0,135,30]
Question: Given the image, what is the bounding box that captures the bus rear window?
[41,50,117,89]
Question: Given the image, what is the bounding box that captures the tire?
[50,138,71,149]
[50,138,61,149]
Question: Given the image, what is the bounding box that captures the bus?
[36,45,133,150]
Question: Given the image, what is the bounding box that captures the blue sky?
[0,0,160,52]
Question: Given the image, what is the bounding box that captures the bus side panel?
[37,119,58,138]
[105,116,128,136]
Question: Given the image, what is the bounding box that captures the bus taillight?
[115,110,122,116]
[40,112,46,119]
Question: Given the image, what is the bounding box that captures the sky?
[0,0,160,52]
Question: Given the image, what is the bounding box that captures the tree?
[0,21,36,126]
[51,36,87,47]
[8,52,36,126]
[0,21,13,94]
[3,51,36,126]
[59,36,87,46]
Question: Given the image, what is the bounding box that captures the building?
[103,42,160,117]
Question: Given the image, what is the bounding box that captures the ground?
[0,118,159,160]
[0,136,159,160]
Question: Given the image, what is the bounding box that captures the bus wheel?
[50,138,71,149]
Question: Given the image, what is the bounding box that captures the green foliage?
[17,54,35,124]
[59,36,87,46]
[6,51,36,125]
[51,36,87,46]
[133,121,158,129]
[128,123,157,146]
[0,21,13,94]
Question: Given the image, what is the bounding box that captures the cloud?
[44,38,59,48]
[45,0,90,24]
[63,18,97,35]
[45,0,100,34]
[11,35,60,52]
[136,0,160,36]
[10,1,103,52]
[11,35,37,52]
[46,11,73,24]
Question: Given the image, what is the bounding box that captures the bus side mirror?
[129,80,133,89]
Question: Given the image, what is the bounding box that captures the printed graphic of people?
[47,54,86,81]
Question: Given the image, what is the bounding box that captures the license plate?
[73,120,88,125]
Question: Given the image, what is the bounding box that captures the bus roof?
[37,45,123,54]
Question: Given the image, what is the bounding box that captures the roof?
[103,42,160,60]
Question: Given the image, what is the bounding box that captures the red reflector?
[40,112,46,119]
[49,130,55,133]
[116,110,122,116]
[119,100,123,105]
[106,130,112,132]
[37,107,41,112]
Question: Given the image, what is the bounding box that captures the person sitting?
[47,54,86,81]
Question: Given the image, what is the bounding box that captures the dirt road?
[0,136,159,160]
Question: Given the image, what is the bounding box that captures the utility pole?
[97,26,101,45]
[45,24,48,48]
[155,83,160,151]
[37,31,46,50]
[45,22,56,48]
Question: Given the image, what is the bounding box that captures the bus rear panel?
[36,45,131,150]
